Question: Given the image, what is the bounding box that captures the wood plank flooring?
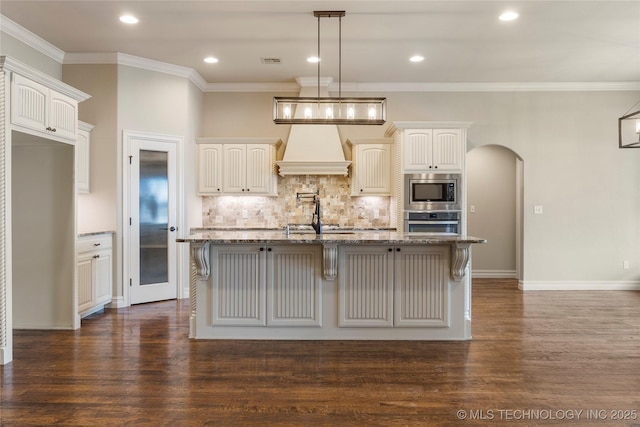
[2,279,640,426]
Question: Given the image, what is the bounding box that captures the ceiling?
[1,1,639,86]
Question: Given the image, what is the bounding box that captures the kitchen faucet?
[296,190,322,234]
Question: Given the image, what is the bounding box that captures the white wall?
[467,145,518,276]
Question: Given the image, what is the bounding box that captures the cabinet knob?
[94,243,101,246]
[217,188,220,192]
[434,165,438,169]
[360,189,363,192]
[242,189,245,192]
[247,189,250,192]
[396,248,401,252]
[267,248,272,252]
[46,126,52,131]
[52,128,57,132]
[93,254,100,259]
[260,247,264,251]
[388,248,392,252]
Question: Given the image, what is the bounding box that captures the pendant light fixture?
[618,100,640,148]
[273,11,386,125]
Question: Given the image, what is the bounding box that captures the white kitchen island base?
[180,230,485,341]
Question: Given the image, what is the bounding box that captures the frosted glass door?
[139,150,169,285]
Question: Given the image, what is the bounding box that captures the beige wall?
[63,64,118,234]
[202,89,640,284]
[467,145,518,275]
[0,31,61,79]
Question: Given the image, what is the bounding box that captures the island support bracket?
[451,243,471,281]
[323,243,338,281]
[189,242,210,338]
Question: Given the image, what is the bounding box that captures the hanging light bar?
[618,101,640,148]
[273,11,387,125]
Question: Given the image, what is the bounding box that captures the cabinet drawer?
[77,234,112,253]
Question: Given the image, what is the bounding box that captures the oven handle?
[405,221,459,225]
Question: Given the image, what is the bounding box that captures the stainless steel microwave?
[404,173,461,211]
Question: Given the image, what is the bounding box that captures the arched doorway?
[466,145,524,281]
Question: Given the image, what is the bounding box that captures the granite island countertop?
[177,229,486,245]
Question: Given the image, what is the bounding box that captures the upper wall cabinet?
[197,138,281,196]
[386,122,472,174]
[11,73,78,142]
[347,138,393,196]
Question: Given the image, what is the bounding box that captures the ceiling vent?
[261,57,282,64]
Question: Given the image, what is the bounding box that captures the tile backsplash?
[202,175,391,229]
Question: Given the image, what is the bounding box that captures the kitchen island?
[178,230,485,340]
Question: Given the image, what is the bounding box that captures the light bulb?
[304,106,312,119]
[325,105,334,119]
[283,104,291,119]
[368,105,377,120]
[347,105,355,120]
[635,119,640,134]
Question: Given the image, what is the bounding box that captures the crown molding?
[336,81,640,93]
[0,55,90,101]
[0,15,65,63]
[203,82,300,92]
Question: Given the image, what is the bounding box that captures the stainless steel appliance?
[404,211,460,234]
[404,173,460,211]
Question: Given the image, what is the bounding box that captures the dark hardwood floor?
[2,279,640,426]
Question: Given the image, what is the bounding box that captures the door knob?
[169,226,176,232]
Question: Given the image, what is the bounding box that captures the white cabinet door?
[77,253,94,313]
[352,144,391,195]
[245,144,273,194]
[11,74,48,132]
[48,90,78,140]
[338,246,394,327]
[401,128,463,173]
[222,144,248,193]
[11,73,78,142]
[432,129,463,172]
[197,144,223,194]
[393,246,449,327]
[77,234,113,317]
[94,250,113,306]
[267,245,322,327]
[211,245,266,326]
[403,129,433,172]
[76,127,91,193]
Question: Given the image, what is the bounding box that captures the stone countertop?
[177,229,486,245]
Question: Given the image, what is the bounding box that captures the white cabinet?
[77,233,113,317]
[196,138,280,196]
[402,128,463,173]
[76,121,93,193]
[338,245,448,328]
[210,244,322,327]
[198,144,223,194]
[11,73,78,142]
[348,138,393,196]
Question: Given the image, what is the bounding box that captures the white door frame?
[122,130,184,307]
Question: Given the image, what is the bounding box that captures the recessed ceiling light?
[204,57,219,64]
[307,56,321,63]
[409,55,424,63]
[499,11,519,21]
[119,15,139,24]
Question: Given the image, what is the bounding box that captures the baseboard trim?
[519,280,640,291]
[110,296,127,308]
[472,269,518,279]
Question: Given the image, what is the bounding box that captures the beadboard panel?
[394,246,449,327]
[268,246,322,327]
[339,246,393,327]
[211,246,265,326]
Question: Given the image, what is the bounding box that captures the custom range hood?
[276,77,351,176]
